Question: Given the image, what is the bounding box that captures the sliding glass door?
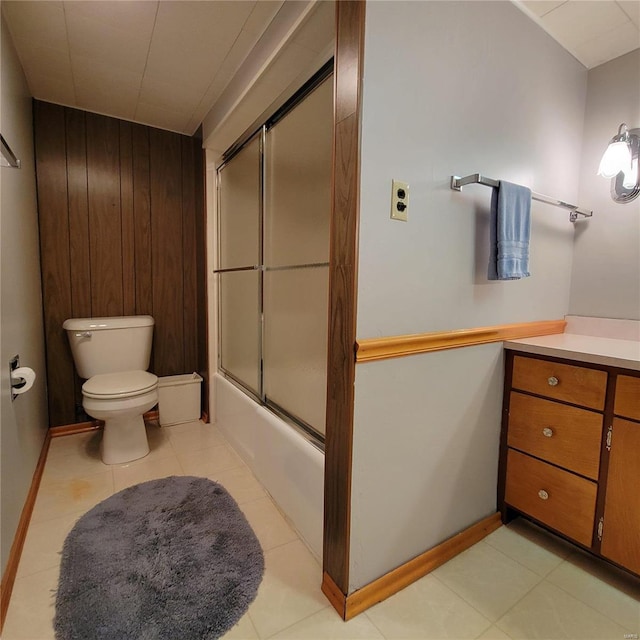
[217,134,262,397]
[217,69,332,444]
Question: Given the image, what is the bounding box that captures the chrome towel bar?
[451,173,593,222]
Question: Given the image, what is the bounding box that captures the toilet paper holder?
[9,355,34,400]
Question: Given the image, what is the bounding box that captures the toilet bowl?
[63,315,158,465]
[82,371,158,464]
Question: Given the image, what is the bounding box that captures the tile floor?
[2,420,639,640]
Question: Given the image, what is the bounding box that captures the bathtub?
[214,373,324,558]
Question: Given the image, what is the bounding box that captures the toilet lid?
[83,371,158,399]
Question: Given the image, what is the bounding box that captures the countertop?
[504,333,640,370]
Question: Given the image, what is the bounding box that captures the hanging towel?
[488,180,532,280]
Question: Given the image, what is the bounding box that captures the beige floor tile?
[177,443,245,476]
[546,551,640,632]
[16,512,79,579]
[367,574,492,639]
[2,566,58,640]
[208,465,267,505]
[248,539,326,639]
[270,607,385,639]
[30,470,114,523]
[477,625,513,639]
[112,454,184,492]
[222,613,260,639]
[46,430,101,461]
[166,421,226,454]
[161,419,204,434]
[496,581,632,639]
[433,541,541,622]
[484,518,573,577]
[41,445,109,481]
[240,496,299,552]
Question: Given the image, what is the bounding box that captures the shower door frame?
[215,61,334,452]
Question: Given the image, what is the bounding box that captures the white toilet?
[63,315,158,465]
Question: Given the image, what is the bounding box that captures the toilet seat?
[83,371,158,399]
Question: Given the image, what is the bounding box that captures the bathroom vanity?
[498,329,640,577]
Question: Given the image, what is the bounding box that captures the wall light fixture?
[597,123,639,204]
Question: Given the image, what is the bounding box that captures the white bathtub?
[214,373,324,558]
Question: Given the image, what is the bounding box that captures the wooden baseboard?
[0,431,52,631]
[49,420,101,437]
[49,409,161,437]
[324,512,502,620]
[322,571,347,619]
[356,320,566,363]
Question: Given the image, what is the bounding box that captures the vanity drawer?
[505,449,597,547]
[512,356,607,410]
[508,392,603,480]
[614,375,640,422]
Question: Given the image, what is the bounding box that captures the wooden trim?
[0,432,52,631]
[49,409,161,437]
[321,572,347,619]
[327,513,502,620]
[356,319,566,363]
[49,421,101,437]
[323,0,366,595]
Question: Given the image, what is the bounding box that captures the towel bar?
[451,174,592,222]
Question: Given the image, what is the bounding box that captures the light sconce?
[597,123,639,204]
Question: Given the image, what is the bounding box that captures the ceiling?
[517,0,640,68]
[2,0,287,135]
[2,1,639,137]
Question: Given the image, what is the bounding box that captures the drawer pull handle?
[547,376,559,387]
[538,489,549,500]
[542,427,554,438]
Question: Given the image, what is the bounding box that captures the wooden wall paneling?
[323,0,366,599]
[64,107,91,418]
[181,137,198,373]
[150,129,184,376]
[194,144,209,417]
[132,124,153,316]
[119,121,136,316]
[34,101,76,426]
[65,108,91,318]
[35,104,208,424]
[86,113,123,317]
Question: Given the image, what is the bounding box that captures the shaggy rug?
[54,476,264,640]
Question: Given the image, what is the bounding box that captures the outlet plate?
[391,179,409,221]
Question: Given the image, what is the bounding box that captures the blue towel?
[488,180,532,280]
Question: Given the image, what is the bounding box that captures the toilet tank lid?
[63,315,154,331]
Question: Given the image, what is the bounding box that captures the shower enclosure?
[216,66,332,448]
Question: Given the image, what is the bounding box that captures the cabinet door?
[600,418,640,574]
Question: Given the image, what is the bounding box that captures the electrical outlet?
[391,179,409,221]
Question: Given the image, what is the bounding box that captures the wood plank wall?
[34,101,207,427]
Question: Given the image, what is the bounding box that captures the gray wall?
[569,49,640,320]
[1,17,49,576]
[349,0,587,591]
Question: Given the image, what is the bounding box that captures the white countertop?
[505,333,640,370]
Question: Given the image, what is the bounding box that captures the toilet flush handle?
[75,332,92,338]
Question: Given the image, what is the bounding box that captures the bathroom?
[2,0,639,637]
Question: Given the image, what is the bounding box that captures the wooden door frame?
[323,0,366,599]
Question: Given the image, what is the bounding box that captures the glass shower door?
[217,133,262,397]
[263,77,333,437]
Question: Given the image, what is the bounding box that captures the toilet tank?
[63,315,154,379]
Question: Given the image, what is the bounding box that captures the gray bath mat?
[55,476,264,640]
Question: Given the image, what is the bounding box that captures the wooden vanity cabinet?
[499,351,640,578]
[600,375,640,575]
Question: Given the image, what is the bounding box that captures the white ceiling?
[2,0,287,135]
[517,0,640,68]
[2,1,639,137]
